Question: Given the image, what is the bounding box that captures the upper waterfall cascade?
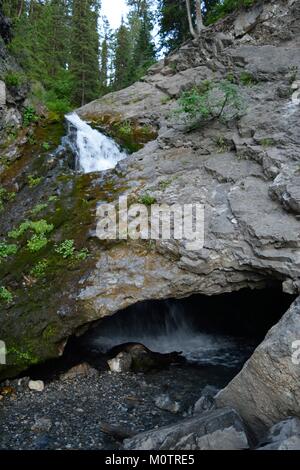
[65,112,127,173]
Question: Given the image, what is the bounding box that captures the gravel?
[0,363,236,450]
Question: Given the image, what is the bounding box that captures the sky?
[101,0,129,29]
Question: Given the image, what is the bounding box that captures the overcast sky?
[101,0,129,29]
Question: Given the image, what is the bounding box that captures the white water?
[65,112,127,173]
[90,303,255,368]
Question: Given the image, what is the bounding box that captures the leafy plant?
[23,106,38,127]
[139,193,157,206]
[260,138,275,148]
[175,80,244,130]
[239,71,257,86]
[0,286,13,304]
[0,242,18,261]
[28,175,43,188]
[206,0,256,24]
[118,121,133,137]
[42,142,51,151]
[9,219,54,240]
[5,71,26,88]
[215,136,231,153]
[30,259,49,278]
[27,234,48,252]
[75,248,90,261]
[55,239,75,259]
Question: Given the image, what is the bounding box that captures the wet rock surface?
[257,417,300,450]
[123,407,250,450]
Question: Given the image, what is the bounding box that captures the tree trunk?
[195,0,205,34]
[185,0,197,39]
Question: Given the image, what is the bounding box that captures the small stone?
[28,380,45,392]
[154,394,181,414]
[31,417,52,433]
[107,352,132,373]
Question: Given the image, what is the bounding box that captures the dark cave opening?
[27,284,295,383]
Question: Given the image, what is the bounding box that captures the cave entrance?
[29,285,295,395]
[81,286,294,369]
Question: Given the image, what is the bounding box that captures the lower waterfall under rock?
[28,285,295,386]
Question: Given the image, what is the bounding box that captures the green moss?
[0,186,16,211]
[260,138,275,148]
[28,175,43,188]
[30,203,49,216]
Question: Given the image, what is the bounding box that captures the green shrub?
[175,80,244,130]
[46,98,72,115]
[0,286,13,304]
[5,71,26,88]
[206,0,256,24]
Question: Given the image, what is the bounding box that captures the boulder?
[123,407,250,450]
[60,362,97,381]
[107,343,185,373]
[257,417,300,450]
[216,297,300,439]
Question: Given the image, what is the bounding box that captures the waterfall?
[87,301,255,368]
[64,112,127,173]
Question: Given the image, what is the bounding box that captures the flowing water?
[87,301,256,370]
[64,112,127,173]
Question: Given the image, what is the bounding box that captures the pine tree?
[132,8,156,80]
[113,19,132,91]
[70,0,101,106]
[126,0,156,82]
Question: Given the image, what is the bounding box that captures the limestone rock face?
[257,417,300,450]
[0,80,5,105]
[216,296,300,439]
[123,408,250,450]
